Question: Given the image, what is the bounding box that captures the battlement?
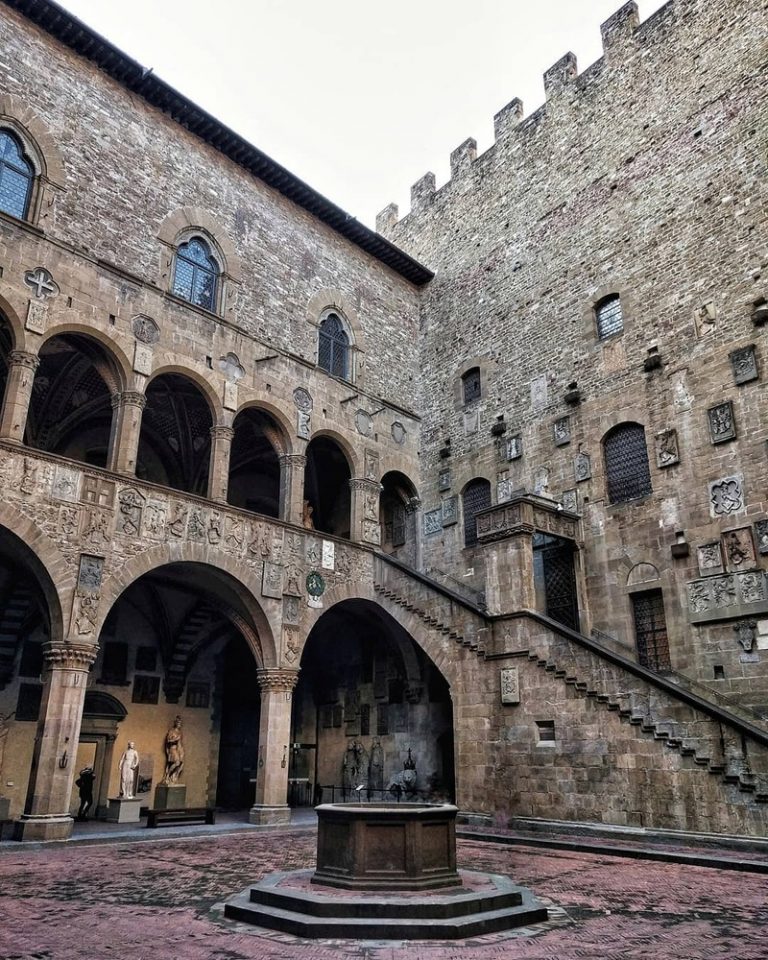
[376,0,683,234]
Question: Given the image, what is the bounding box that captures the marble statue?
[161,716,185,784]
[118,741,139,799]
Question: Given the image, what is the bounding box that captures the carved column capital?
[405,496,422,513]
[111,390,147,410]
[349,477,382,494]
[279,454,307,468]
[256,667,300,692]
[210,425,235,442]
[8,350,40,371]
[43,640,98,670]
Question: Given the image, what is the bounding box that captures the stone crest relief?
[500,667,520,705]
[52,465,81,503]
[754,520,768,556]
[506,435,522,461]
[132,314,160,345]
[730,345,758,385]
[391,421,407,445]
[355,409,373,437]
[553,416,571,447]
[654,429,679,468]
[723,527,756,572]
[441,496,458,527]
[697,542,723,577]
[261,561,284,600]
[24,266,59,300]
[364,449,379,482]
[424,509,442,536]
[574,452,591,483]
[708,401,736,444]
[709,475,744,517]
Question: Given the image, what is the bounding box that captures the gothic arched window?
[172,237,219,312]
[318,312,350,380]
[604,423,652,504]
[595,294,624,340]
[462,478,491,547]
[0,128,34,220]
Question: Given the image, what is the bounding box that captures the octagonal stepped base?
[224,869,549,940]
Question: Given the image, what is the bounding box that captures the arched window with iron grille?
[318,312,350,380]
[603,422,652,504]
[172,237,220,312]
[595,294,624,340]
[462,478,491,547]
[0,128,34,220]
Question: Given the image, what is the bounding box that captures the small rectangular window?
[536,720,556,742]
[186,681,210,708]
[100,641,128,684]
[462,367,482,404]
[132,675,160,705]
[595,295,624,340]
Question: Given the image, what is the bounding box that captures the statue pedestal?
[106,797,142,823]
[154,784,186,810]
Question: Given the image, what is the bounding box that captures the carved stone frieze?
[364,449,380,481]
[476,503,525,542]
[117,487,145,537]
[688,570,768,623]
[423,509,442,536]
[51,465,81,503]
[77,554,104,593]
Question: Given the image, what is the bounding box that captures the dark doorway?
[216,634,260,809]
[631,589,671,672]
[533,532,580,631]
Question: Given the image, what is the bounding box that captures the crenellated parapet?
[376,0,679,234]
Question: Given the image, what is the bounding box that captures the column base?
[13,814,74,842]
[249,804,291,826]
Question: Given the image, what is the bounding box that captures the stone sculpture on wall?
[654,429,680,468]
[730,345,758,385]
[723,528,756,572]
[710,476,744,517]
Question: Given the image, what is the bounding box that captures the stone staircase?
[372,552,768,816]
[163,602,220,702]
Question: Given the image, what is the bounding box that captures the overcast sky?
[56,0,669,228]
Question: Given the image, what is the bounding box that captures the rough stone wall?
[381,0,768,713]
[0,4,423,413]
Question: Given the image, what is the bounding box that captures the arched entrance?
[380,470,419,565]
[0,520,62,824]
[292,599,454,805]
[92,561,266,812]
[227,407,285,518]
[304,436,351,538]
[137,374,213,495]
[26,333,123,468]
[71,691,127,819]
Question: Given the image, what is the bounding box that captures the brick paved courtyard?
[1,826,768,959]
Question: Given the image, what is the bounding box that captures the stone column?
[0,350,40,443]
[349,478,382,546]
[108,391,147,475]
[250,668,299,825]
[279,454,307,525]
[14,640,97,842]
[208,424,235,504]
[406,496,423,571]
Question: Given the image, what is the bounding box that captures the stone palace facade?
[0,0,767,841]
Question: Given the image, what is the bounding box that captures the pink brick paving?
[1,829,768,959]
